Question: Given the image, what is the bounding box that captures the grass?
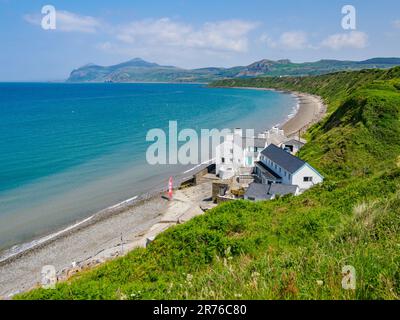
[17,67,400,300]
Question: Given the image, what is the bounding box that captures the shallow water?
[0,83,296,251]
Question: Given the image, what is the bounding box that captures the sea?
[0,82,297,257]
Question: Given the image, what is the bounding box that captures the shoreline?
[0,161,214,298]
[224,86,327,137]
[0,159,213,266]
[280,91,327,137]
[0,90,327,299]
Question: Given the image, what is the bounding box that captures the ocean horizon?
[0,82,296,254]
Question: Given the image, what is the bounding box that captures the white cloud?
[115,18,259,52]
[97,42,113,51]
[24,10,101,33]
[94,18,259,68]
[321,31,368,50]
[393,20,400,29]
[23,14,40,26]
[260,31,310,50]
[259,33,277,48]
[279,31,309,49]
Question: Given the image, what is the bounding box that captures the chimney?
[234,128,243,137]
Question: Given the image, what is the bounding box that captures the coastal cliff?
[19,67,400,300]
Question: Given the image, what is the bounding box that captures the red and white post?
[168,176,173,200]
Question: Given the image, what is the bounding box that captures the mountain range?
[67,57,400,83]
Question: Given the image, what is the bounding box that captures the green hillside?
[19,67,400,300]
[67,57,400,83]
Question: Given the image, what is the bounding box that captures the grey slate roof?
[261,144,305,174]
[269,184,298,196]
[245,183,298,200]
[245,183,272,200]
[283,139,305,147]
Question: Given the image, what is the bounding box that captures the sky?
[1,0,400,81]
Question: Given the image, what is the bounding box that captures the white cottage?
[256,144,323,192]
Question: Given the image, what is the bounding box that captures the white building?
[255,144,323,192]
[281,139,305,155]
[216,129,267,180]
[258,126,286,146]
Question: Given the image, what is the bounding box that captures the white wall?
[216,133,259,176]
[216,139,234,175]
[292,164,323,190]
[259,156,323,191]
[260,156,290,184]
[281,169,292,185]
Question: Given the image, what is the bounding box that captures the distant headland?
[67,57,400,83]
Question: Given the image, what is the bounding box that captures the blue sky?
[1,0,400,81]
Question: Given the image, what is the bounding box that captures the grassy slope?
[18,68,400,300]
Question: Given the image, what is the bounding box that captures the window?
[288,174,291,179]
[304,177,313,182]
[248,197,255,201]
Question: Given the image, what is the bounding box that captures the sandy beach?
[0,90,326,299]
[280,92,327,138]
[229,87,327,137]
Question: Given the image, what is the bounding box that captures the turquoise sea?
[0,83,296,253]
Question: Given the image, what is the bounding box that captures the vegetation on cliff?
[19,67,400,300]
